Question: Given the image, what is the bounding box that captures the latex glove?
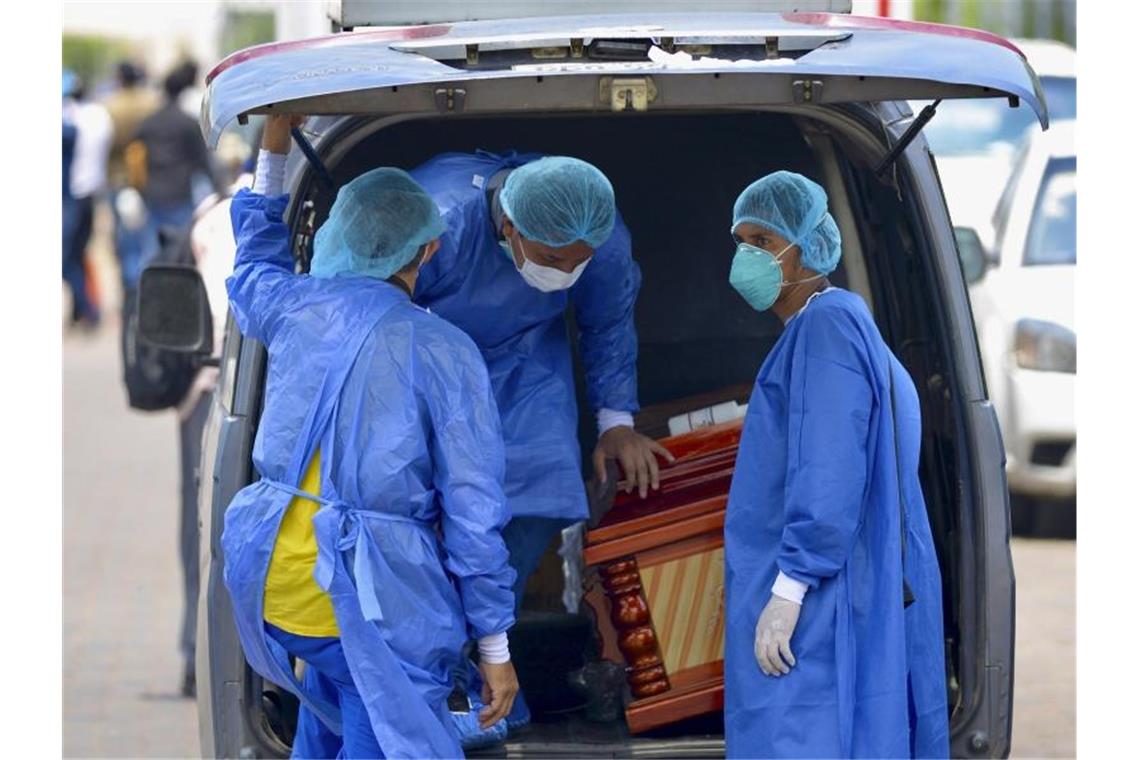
[478,660,519,729]
[592,426,676,499]
[754,594,801,676]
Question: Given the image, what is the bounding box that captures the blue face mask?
[729,240,820,312]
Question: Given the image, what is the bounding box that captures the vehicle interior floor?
[467,712,726,758]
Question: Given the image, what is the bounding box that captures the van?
[152,5,1046,757]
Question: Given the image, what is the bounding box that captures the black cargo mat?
[472,610,725,757]
[468,711,724,758]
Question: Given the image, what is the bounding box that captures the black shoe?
[181,664,196,699]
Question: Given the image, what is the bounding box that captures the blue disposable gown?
[724,289,949,759]
[220,189,516,758]
[409,151,641,521]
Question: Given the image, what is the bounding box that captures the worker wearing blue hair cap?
[221,116,520,759]
[723,171,949,758]
[404,150,669,740]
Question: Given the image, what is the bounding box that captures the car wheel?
[1034,497,1076,539]
[1009,492,1076,539]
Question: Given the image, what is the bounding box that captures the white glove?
[754,594,802,676]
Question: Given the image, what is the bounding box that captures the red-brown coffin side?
[584,419,741,733]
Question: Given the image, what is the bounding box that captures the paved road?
[1010,537,1076,758]
[62,320,1074,758]
[64,325,198,758]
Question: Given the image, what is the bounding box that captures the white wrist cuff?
[597,408,635,436]
[772,571,809,605]
[477,632,510,664]
[253,149,287,196]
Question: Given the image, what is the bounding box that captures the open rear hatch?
[202,12,1047,147]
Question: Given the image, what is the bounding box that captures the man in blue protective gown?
[406,151,672,735]
[722,171,950,758]
[221,115,520,759]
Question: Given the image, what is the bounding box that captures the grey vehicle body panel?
[888,100,1015,753]
[329,1,855,28]
[197,322,278,759]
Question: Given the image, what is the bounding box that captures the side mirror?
[954,226,988,286]
[137,265,213,355]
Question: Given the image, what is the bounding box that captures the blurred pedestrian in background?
[169,60,217,205]
[128,61,226,272]
[104,60,160,298]
[175,59,206,121]
[63,75,78,272]
[62,70,112,330]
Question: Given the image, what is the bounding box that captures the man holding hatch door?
[221,115,520,759]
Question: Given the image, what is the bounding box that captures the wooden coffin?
[583,418,743,734]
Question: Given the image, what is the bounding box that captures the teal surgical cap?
[311,167,445,280]
[732,170,842,275]
[500,156,616,249]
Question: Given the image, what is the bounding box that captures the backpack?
[121,225,199,411]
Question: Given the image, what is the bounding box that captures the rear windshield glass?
[1024,155,1076,266]
[916,76,1075,157]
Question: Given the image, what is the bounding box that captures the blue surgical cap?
[731,170,842,275]
[311,167,445,280]
[500,156,616,249]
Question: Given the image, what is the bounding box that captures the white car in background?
[915,38,1076,246]
[956,121,1075,532]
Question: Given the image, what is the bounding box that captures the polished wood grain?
[583,418,741,734]
[583,506,726,566]
[599,559,670,699]
[626,679,725,734]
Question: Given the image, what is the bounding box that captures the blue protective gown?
[220,188,516,759]
[724,289,949,759]
[409,151,641,522]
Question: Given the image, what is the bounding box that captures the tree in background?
[913,0,1075,46]
[218,8,276,58]
[63,34,137,93]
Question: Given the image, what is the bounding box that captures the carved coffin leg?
[599,559,670,699]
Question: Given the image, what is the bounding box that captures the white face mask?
[502,234,590,293]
